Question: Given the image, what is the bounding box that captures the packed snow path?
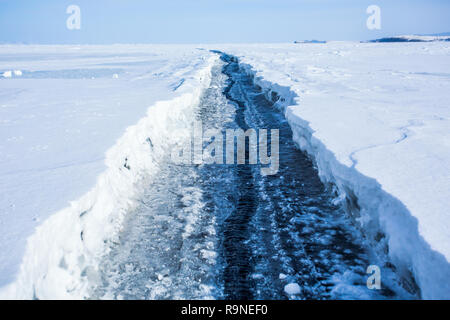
[94,53,414,300]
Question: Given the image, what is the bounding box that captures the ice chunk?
[284,283,301,295]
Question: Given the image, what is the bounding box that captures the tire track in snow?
[93,53,410,300]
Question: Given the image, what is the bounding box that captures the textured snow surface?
[1,42,449,299]
[0,45,215,298]
[215,42,450,299]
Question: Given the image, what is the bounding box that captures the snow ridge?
[0,56,218,299]
[236,62,450,299]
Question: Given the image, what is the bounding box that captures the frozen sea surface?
[93,55,413,300]
[0,44,214,291]
[0,43,448,299]
[214,42,450,298]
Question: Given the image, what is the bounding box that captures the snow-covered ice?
[216,42,450,299]
[0,44,215,298]
[0,42,449,299]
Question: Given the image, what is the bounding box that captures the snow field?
[0,45,217,298]
[216,42,450,298]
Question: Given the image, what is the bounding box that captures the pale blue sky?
[1,0,449,43]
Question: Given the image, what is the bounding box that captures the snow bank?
[217,42,450,299]
[0,45,216,299]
